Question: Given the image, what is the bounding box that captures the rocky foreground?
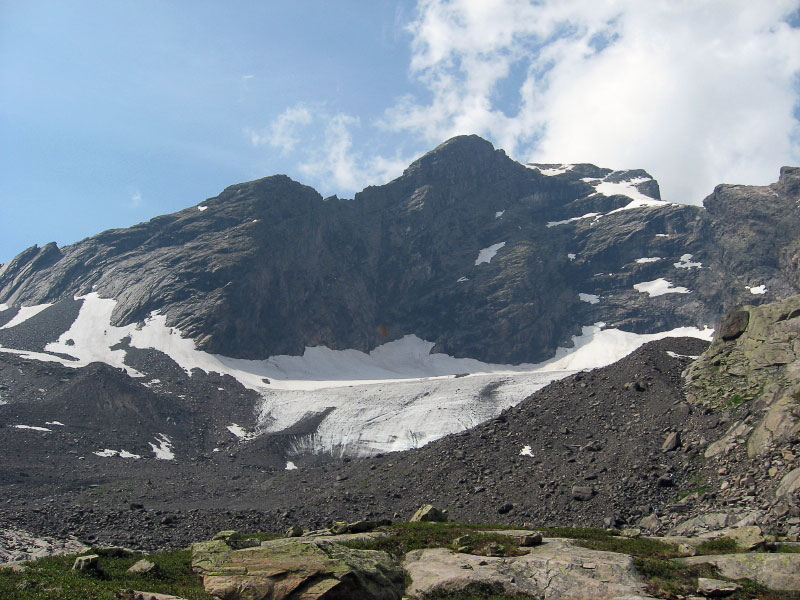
[2,513,800,599]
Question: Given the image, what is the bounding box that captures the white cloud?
[130,191,142,208]
[299,114,410,193]
[246,104,313,154]
[383,0,800,203]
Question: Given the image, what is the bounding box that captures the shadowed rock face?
[0,136,798,364]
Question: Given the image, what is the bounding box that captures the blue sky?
[2,0,799,262]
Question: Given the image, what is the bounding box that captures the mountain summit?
[1,136,797,365]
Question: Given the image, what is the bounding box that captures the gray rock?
[680,553,800,591]
[697,577,740,596]
[403,539,658,599]
[285,525,304,538]
[72,554,99,572]
[127,559,158,575]
[661,431,680,452]
[719,310,750,341]
[572,485,595,501]
[410,504,448,522]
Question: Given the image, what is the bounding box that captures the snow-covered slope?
[0,293,711,455]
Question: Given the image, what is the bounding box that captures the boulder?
[192,539,404,600]
[661,431,680,452]
[72,554,100,572]
[680,553,800,591]
[285,525,303,538]
[670,513,734,536]
[697,577,740,596]
[571,485,594,501]
[777,467,800,502]
[719,310,749,340]
[748,394,800,457]
[410,504,448,522]
[115,591,188,600]
[403,539,658,599]
[127,559,159,575]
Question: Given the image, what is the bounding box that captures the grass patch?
[724,393,747,408]
[771,544,800,553]
[572,535,682,559]
[696,536,741,555]
[0,548,211,600]
[339,521,519,558]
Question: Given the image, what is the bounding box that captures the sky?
[1,0,799,263]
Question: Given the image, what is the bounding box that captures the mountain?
[2,135,797,365]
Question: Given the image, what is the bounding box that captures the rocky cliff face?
[0,137,798,365]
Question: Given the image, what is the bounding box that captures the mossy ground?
[0,549,211,599]
[2,524,797,600]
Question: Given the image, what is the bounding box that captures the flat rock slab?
[403,538,658,599]
[192,538,404,600]
[259,531,388,548]
[679,553,800,592]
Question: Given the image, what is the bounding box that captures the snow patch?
[285,461,298,470]
[635,257,661,264]
[0,303,8,311]
[526,164,574,176]
[519,445,534,457]
[547,213,600,227]
[634,278,690,297]
[590,178,666,213]
[674,254,702,269]
[747,285,767,295]
[578,293,600,304]
[475,242,505,266]
[0,303,53,329]
[495,210,504,218]
[93,449,141,459]
[457,277,468,283]
[666,351,699,360]
[197,205,208,211]
[149,434,174,460]
[655,233,669,238]
[227,424,256,439]
[567,253,576,261]
[45,421,65,426]
[12,424,51,432]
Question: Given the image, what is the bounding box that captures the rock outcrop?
[1,137,797,365]
[191,536,404,600]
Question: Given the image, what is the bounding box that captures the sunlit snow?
[634,278,690,296]
[495,210,504,218]
[674,254,702,269]
[285,461,298,470]
[519,445,534,457]
[475,242,505,266]
[567,253,576,261]
[655,234,670,237]
[45,421,65,426]
[526,164,574,176]
[747,285,767,295]
[635,257,661,264]
[578,293,600,304]
[457,277,468,283]
[0,303,8,311]
[93,449,141,459]
[13,424,51,432]
[0,293,713,456]
[149,433,175,460]
[666,351,699,360]
[547,213,600,227]
[227,424,250,438]
[197,205,208,211]
[0,304,53,330]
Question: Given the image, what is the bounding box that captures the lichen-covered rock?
[192,538,403,600]
[410,504,448,522]
[403,539,658,599]
[680,553,800,591]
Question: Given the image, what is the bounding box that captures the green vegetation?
[0,548,211,600]
[771,544,800,553]
[339,521,518,558]
[724,393,746,407]
[696,536,741,555]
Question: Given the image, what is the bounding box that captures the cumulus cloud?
[299,114,410,193]
[246,104,313,154]
[384,0,800,203]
